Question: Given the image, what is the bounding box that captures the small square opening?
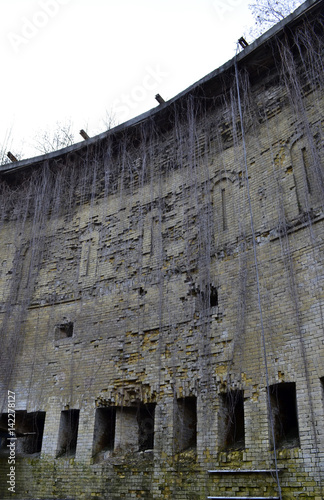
[56,409,79,457]
[174,396,197,452]
[54,321,74,340]
[269,382,300,449]
[219,390,245,450]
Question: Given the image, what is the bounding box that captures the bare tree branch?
[33,120,76,154]
[247,0,304,40]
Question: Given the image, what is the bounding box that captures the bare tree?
[247,0,304,40]
[33,119,76,154]
[102,108,118,131]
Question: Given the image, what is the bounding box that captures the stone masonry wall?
[0,12,324,499]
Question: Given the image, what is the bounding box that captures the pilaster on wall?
[152,395,175,500]
[154,394,175,458]
[75,406,96,463]
[244,387,271,466]
[314,378,324,451]
[197,388,218,467]
[41,399,61,458]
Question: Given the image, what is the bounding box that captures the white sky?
[1,0,256,159]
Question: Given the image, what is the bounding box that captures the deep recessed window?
[209,285,218,307]
[219,390,245,450]
[174,397,197,452]
[92,407,116,456]
[138,403,155,451]
[113,403,156,452]
[56,409,79,457]
[0,411,45,455]
[269,382,300,449]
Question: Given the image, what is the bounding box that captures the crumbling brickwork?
[0,2,324,498]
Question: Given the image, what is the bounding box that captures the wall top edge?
[0,0,321,176]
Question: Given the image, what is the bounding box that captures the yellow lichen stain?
[252,385,259,402]
[215,364,228,377]
[203,448,212,462]
[142,328,159,349]
[241,372,252,385]
[274,145,286,168]
[164,345,171,358]
[127,353,140,364]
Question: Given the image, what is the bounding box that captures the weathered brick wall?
[0,8,324,499]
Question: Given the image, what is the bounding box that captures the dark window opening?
[92,407,116,456]
[54,320,74,340]
[301,147,312,194]
[56,409,79,457]
[189,283,218,309]
[269,382,300,449]
[0,411,45,455]
[220,390,245,450]
[174,396,197,452]
[221,188,227,230]
[321,378,324,410]
[209,285,218,307]
[138,403,155,451]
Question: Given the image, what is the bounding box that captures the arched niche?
[289,133,324,213]
[79,228,99,278]
[211,170,239,246]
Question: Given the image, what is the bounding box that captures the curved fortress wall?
[0,1,324,498]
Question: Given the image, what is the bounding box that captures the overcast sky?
[1,0,257,159]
